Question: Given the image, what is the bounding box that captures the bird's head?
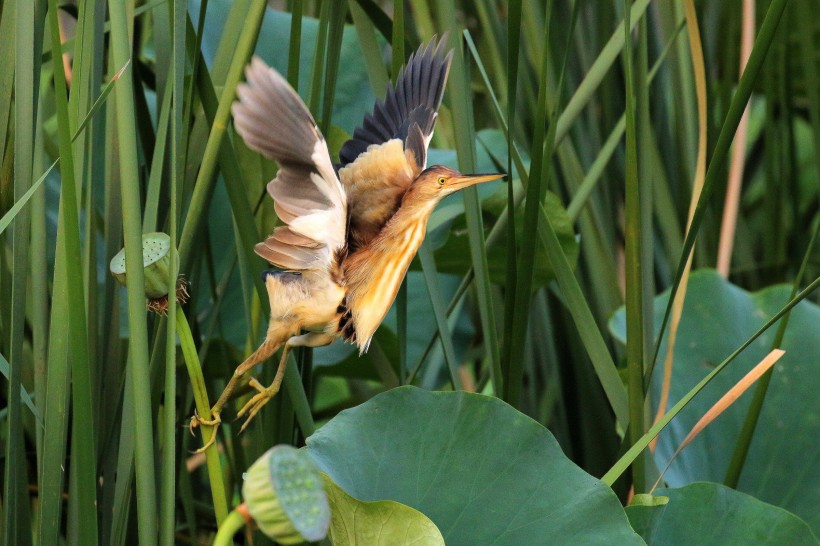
[410,165,505,203]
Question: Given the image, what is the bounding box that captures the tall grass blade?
[622,0,648,493]
[436,5,501,398]
[356,0,402,44]
[725,218,820,487]
[716,0,756,277]
[319,1,347,134]
[652,0,709,439]
[110,367,136,546]
[556,0,650,144]
[508,0,577,406]
[15,52,124,546]
[0,60,125,236]
[5,0,38,541]
[0,354,43,425]
[349,0,388,94]
[159,0,188,543]
[0,163,54,236]
[175,308,230,523]
[288,0,303,85]
[54,2,101,543]
[653,0,791,375]
[418,242,462,390]
[142,83,171,234]
[652,349,785,492]
[107,0,158,541]
[29,109,48,459]
[505,0,552,405]
[391,0,404,77]
[500,0,522,394]
[458,31,533,394]
[37,0,97,543]
[0,1,16,168]
[537,204,629,428]
[308,0,331,114]
[723,0,820,486]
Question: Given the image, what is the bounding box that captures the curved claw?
[189,410,200,436]
[190,409,222,453]
[236,378,281,433]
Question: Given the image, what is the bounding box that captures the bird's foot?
[237,378,281,432]
[190,409,222,453]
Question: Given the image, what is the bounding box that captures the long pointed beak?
[451,172,505,189]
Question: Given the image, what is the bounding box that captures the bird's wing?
[232,57,346,271]
[337,35,453,251]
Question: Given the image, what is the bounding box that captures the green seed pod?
[242,445,330,544]
[109,232,176,299]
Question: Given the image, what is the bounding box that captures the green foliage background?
[0,0,817,544]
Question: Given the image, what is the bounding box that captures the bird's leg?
[191,323,293,453]
[237,331,335,431]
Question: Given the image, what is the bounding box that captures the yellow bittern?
[193,36,503,448]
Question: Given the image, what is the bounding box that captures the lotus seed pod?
[109,232,176,299]
[242,445,330,544]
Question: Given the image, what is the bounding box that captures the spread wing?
[232,57,346,271]
[337,35,453,252]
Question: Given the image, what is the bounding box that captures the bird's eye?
[437,176,446,186]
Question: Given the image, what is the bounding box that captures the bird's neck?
[377,199,435,263]
[398,190,439,223]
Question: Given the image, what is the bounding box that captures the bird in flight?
[193,35,503,450]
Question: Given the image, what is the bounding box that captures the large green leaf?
[626,483,818,545]
[609,270,820,533]
[306,387,643,545]
[322,474,444,546]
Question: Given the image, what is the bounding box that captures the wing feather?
[337,36,453,252]
[255,240,318,271]
[232,57,346,271]
[339,35,452,169]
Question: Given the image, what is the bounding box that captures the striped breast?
[337,215,429,353]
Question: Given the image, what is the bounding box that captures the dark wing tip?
[405,123,427,172]
[339,35,454,167]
